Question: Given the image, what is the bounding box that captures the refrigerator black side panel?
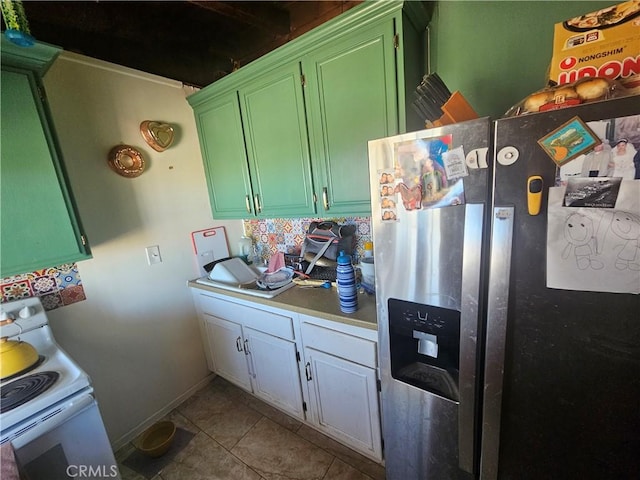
[489,98,640,480]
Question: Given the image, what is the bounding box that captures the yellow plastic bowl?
[134,421,176,458]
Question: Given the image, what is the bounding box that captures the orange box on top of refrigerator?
[549,0,640,86]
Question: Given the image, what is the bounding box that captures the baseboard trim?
[112,373,214,455]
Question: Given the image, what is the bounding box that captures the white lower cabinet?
[304,348,382,461]
[194,291,305,421]
[191,289,382,463]
[299,315,382,462]
[205,315,252,391]
[243,326,304,419]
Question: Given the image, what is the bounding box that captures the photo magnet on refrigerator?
[537,116,601,166]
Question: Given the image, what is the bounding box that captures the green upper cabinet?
[239,63,316,218]
[303,19,398,216]
[193,91,255,218]
[188,1,431,219]
[1,39,90,278]
[192,64,316,219]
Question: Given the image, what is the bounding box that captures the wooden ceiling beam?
[187,1,290,35]
[12,1,361,86]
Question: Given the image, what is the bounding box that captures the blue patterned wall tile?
[243,216,371,263]
[1,263,86,311]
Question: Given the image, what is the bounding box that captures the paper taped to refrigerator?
[546,181,640,294]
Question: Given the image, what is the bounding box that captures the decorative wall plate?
[107,145,145,178]
[140,120,175,152]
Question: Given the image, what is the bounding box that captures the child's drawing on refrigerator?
[561,212,604,270]
[547,181,640,294]
[607,210,640,271]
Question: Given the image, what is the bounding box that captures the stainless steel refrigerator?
[367,97,640,480]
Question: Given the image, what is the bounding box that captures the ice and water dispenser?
[388,298,460,402]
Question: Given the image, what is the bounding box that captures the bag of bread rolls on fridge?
[504,77,625,117]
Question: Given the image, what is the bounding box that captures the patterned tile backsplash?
[0,217,371,310]
[1,263,86,311]
[243,216,371,263]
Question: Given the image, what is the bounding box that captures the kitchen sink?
[196,257,295,298]
[194,277,295,298]
[196,277,295,298]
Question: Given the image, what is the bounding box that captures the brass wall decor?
[140,120,175,152]
[108,145,145,178]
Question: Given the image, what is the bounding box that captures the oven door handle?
[1,391,95,449]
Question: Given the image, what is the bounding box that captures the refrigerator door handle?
[480,206,515,480]
[458,203,485,474]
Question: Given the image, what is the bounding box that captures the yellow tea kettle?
[0,336,39,380]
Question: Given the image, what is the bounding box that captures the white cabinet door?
[244,326,304,420]
[204,314,252,392]
[304,347,382,461]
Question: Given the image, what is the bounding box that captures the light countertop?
[188,280,378,331]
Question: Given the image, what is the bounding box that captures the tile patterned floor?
[117,376,386,480]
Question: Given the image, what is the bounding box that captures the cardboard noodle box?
[549,0,640,85]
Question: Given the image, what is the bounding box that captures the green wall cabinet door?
[191,64,316,219]
[304,19,399,216]
[239,63,316,218]
[1,40,90,278]
[193,92,255,218]
[188,1,430,219]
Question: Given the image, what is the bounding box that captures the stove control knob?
[0,311,15,325]
[19,306,35,319]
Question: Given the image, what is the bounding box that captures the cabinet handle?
[253,194,262,213]
[235,336,243,352]
[322,187,329,211]
[305,362,312,381]
[243,339,256,378]
[245,195,252,214]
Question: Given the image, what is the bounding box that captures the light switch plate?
[145,245,162,265]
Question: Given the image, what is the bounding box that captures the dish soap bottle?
[336,251,358,313]
[364,241,373,258]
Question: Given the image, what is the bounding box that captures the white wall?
[42,52,244,448]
